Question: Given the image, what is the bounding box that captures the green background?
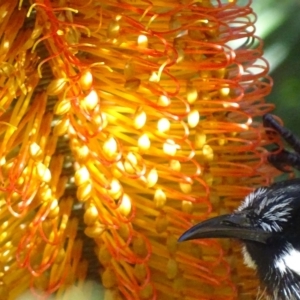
[254,1,300,130]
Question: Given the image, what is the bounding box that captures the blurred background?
[253,0,300,130]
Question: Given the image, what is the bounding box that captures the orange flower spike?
[0,0,279,299]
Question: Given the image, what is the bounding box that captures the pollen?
[158,95,170,107]
[103,137,118,158]
[108,178,122,199]
[118,193,132,217]
[54,98,71,115]
[180,182,192,194]
[157,118,170,132]
[36,162,51,183]
[146,168,158,188]
[137,35,148,49]
[170,159,181,171]
[138,133,151,151]
[187,109,200,128]
[154,189,167,208]
[29,142,42,161]
[163,139,180,156]
[79,70,93,90]
[46,78,68,96]
[187,86,198,104]
[84,205,98,226]
[74,166,90,186]
[82,89,99,111]
[203,144,214,161]
[77,182,92,202]
[134,110,147,129]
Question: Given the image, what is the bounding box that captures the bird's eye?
[221,214,254,228]
[221,220,240,227]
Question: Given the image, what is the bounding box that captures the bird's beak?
[178,214,273,244]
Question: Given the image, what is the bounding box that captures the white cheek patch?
[242,246,257,270]
[275,247,300,275]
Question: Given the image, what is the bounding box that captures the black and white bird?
[179,114,300,300]
[179,179,300,299]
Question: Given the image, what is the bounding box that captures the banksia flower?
[0,0,276,299]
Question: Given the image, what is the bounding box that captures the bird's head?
[179,178,300,299]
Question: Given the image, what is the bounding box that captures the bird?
[179,178,300,299]
[179,114,300,300]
